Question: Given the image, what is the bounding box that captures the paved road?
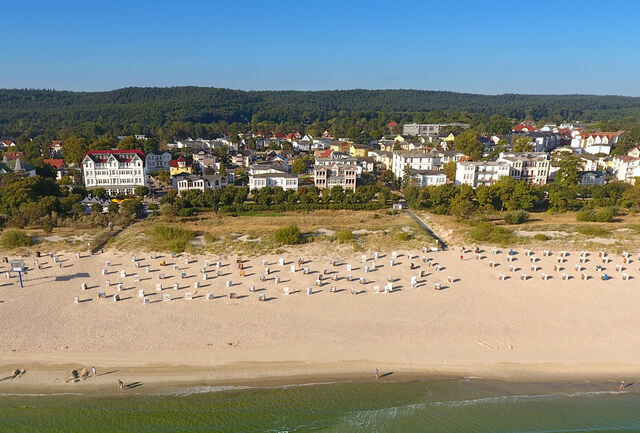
[405,209,448,251]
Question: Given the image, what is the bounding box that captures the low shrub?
[595,207,616,222]
[336,230,355,243]
[576,225,610,237]
[504,209,530,224]
[0,230,33,248]
[533,233,550,241]
[397,232,412,241]
[274,224,302,245]
[150,225,195,252]
[576,208,596,222]
[469,222,517,246]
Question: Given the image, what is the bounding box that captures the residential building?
[612,155,640,184]
[0,157,36,177]
[50,140,63,157]
[369,150,393,170]
[403,123,470,136]
[171,173,228,192]
[349,143,369,157]
[571,132,623,155]
[82,149,147,195]
[455,161,510,188]
[409,169,447,187]
[80,196,111,214]
[391,150,441,178]
[497,151,550,185]
[145,151,172,173]
[169,156,193,176]
[42,158,67,180]
[313,163,357,192]
[249,170,299,191]
[580,171,606,186]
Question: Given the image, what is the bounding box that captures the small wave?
[0,392,84,397]
[154,385,251,396]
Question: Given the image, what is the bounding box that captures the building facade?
[82,149,147,195]
[391,151,441,178]
[455,161,510,188]
[249,171,299,191]
[313,163,357,191]
[497,152,550,185]
[145,151,172,173]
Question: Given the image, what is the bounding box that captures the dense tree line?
[4,87,640,146]
[158,184,396,216]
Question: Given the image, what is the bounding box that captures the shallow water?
[1,380,639,432]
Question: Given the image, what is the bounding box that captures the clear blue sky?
[3,0,640,95]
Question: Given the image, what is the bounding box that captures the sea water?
[1,379,639,432]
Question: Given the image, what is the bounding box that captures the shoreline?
[1,355,638,395]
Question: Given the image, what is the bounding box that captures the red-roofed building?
[513,122,537,132]
[1,139,16,149]
[169,155,193,175]
[82,149,147,196]
[387,121,398,131]
[3,151,24,160]
[43,158,67,180]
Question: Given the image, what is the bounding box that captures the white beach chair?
[162,294,171,302]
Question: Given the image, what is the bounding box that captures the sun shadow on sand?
[124,381,143,389]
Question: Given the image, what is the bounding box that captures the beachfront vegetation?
[504,210,530,224]
[336,230,355,243]
[150,225,195,253]
[0,230,33,248]
[274,224,302,245]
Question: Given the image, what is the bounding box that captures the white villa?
[82,149,147,196]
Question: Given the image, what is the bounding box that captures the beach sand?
[1,245,639,392]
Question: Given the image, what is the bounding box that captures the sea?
[1,379,639,432]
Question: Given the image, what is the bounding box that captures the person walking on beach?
[92,366,96,377]
[620,380,625,391]
[118,379,124,391]
[460,254,463,261]
[375,369,379,380]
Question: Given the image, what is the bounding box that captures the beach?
[1,245,640,393]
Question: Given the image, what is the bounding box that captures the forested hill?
[2,87,640,138]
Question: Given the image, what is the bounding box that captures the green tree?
[134,186,149,197]
[511,135,535,152]
[553,155,584,187]
[454,130,484,160]
[61,136,88,165]
[443,161,457,181]
[291,158,306,175]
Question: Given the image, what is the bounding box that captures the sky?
[2,0,640,95]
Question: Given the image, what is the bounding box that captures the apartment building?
[455,161,510,188]
[391,150,441,178]
[497,152,550,185]
[313,162,357,191]
[82,149,147,195]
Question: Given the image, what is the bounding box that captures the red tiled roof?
[43,159,65,170]
[3,151,24,160]
[513,122,537,132]
[84,149,145,163]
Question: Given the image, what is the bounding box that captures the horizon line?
[0,86,638,99]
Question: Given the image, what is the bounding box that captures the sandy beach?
[1,244,640,393]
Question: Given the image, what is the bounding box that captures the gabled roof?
[3,151,24,160]
[43,159,65,170]
[84,149,145,163]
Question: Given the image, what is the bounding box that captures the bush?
[150,225,195,252]
[576,208,596,222]
[576,225,610,237]
[469,222,517,246]
[397,232,412,241]
[504,209,530,224]
[0,230,33,248]
[336,230,355,243]
[274,224,302,245]
[595,207,616,222]
[177,208,194,217]
[533,233,550,241]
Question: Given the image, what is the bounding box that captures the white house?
[409,170,447,187]
[145,151,172,173]
[391,150,441,178]
[82,149,147,196]
[172,173,228,192]
[455,161,510,188]
[497,152,550,185]
[580,171,606,186]
[249,171,299,191]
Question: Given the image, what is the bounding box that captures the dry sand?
[1,245,640,392]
